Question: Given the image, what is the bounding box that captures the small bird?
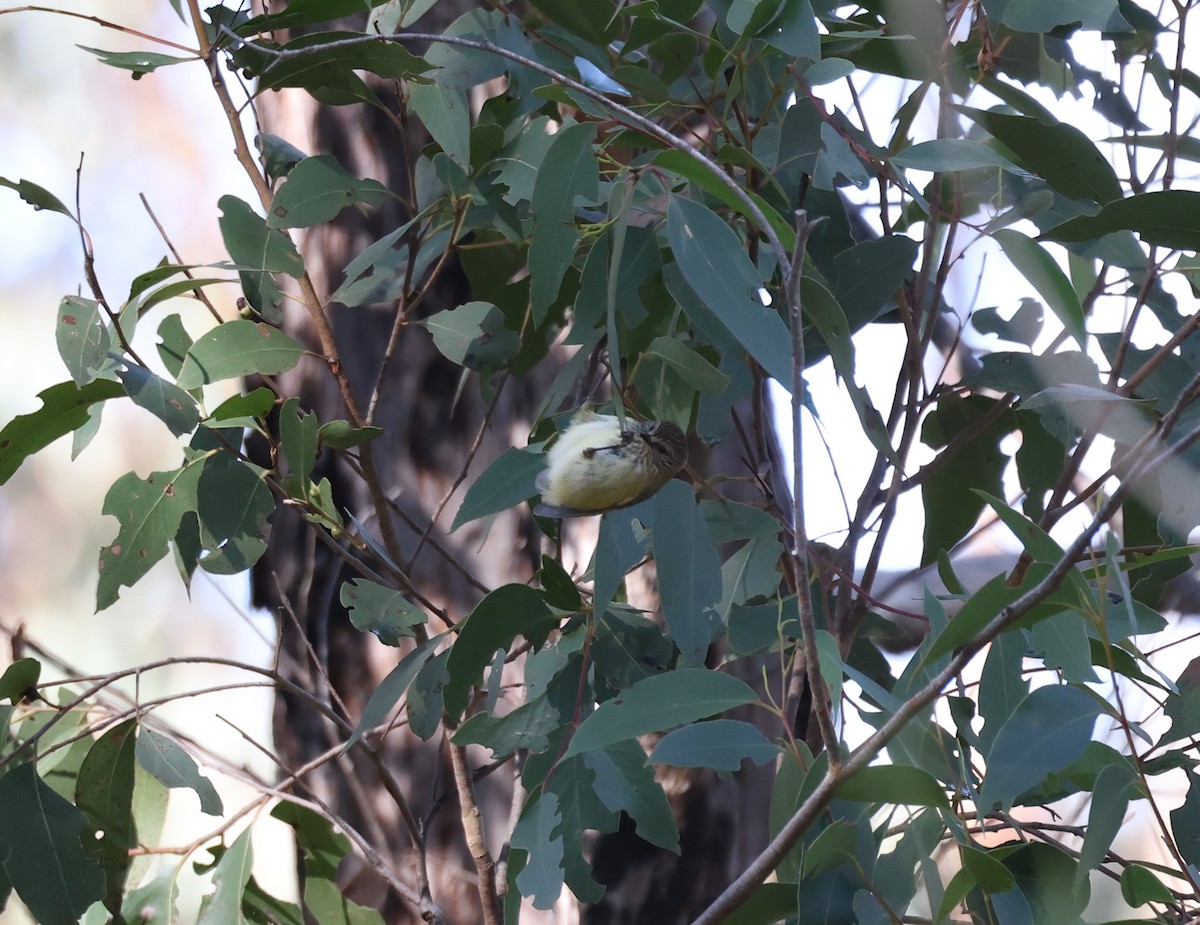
[534,408,688,517]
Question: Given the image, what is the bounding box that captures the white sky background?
[775,18,1200,584]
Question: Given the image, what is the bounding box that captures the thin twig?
[784,210,839,762]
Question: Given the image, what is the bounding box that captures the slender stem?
[785,211,839,762]
[447,736,502,925]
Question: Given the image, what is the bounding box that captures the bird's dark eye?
[620,431,635,445]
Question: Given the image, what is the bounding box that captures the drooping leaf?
[0,658,40,703]
[565,669,758,757]
[271,802,385,925]
[77,45,192,75]
[0,763,106,925]
[0,379,124,485]
[0,175,74,217]
[993,229,1086,345]
[176,319,304,389]
[644,337,731,395]
[340,579,426,644]
[651,480,723,667]
[116,363,201,436]
[585,739,679,851]
[279,397,319,494]
[444,585,557,718]
[75,719,137,914]
[268,155,390,228]
[55,296,112,387]
[408,82,471,169]
[957,106,1123,204]
[982,0,1121,32]
[198,828,253,925]
[892,139,1022,172]
[97,463,202,610]
[135,728,223,816]
[667,195,792,387]
[347,634,444,747]
[424,301,520,372]
[529,122,599,323]
[979,685,1103,810]
[512,791,565,909]
[1043,190,1200,251]
[835,763,950,808]
[649,719,780,771]
[217,195,304,318]
[453,446,546,530]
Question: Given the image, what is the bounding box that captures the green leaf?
[979,685,1103,810]
[645,337,731,395]
[1171,771,1200,869]
[247,30,431,97]
[957,106,1123,204]
[75,719,137,914]
[157,313,194,379]
[651,480,723,666]
[512,791,565,910]
[1120,863,1175,907]
[987,0,1119,32]
[444,585,558,718]
[217,195,304,318]
[268,155,390,228]
[317,419,384,450]
[651,149,796,252]
[194,452,273,574]
[97,463,202,610]
[117,363,201,436]
[0,763,106,925]
[56,296,112,387]
[919,395,1011,565]
[347,635,444,748]
[453,695,561,759]
[256,132,308,183]
[993,230,1086,345]
[1075,762,1139,890]
[0,658,40,703]
[176,319,305,389]
[920,568,1033,665]
[120,871,179,925]
[199,828,253,925]
[424,301,520,372]
[973,298,1045,348]
[77,45,191,75]
[408,82,471,170]
[892,139,1021,172]
[565,668,758,757]
[1043,190,1200,251]
[452,446,545,530]
[585,739,679,851]
[649,719,780,771]
[667,195,792,388]
[835,763,950,808]
[271,802,385,925]
[279,396,318,494]
[135,728,223,816]
[340,579,426,645]
[0,379,124,485]
[529,122,599,323]
[0,176,73,216]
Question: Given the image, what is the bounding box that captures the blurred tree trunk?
[251,9,780,922]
